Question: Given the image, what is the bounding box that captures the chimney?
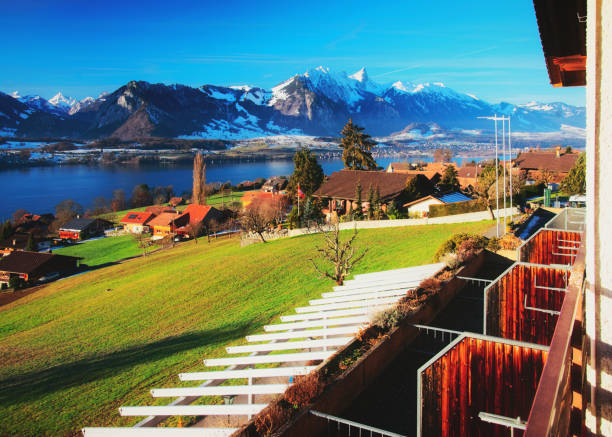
[555,146,561,157]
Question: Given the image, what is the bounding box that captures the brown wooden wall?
[519,230,582,266]
[486,265,569,345]
[420,337,548,437]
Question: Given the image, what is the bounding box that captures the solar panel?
[127,214,138,219]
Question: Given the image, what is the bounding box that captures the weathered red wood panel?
[421,336,548,437]
[519,229,581,266]
[486,264,569,345]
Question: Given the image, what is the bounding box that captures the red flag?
[297,184,305,199]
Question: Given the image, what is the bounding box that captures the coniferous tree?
[25,233,36,251]
[440,166,460,191]
[366,186,374,220]
[353,181,364,220]
[560,152,586,195]
[373,186,382,219]
[1,221,12,240]
[288,148,324,198]
[339,119,378,170]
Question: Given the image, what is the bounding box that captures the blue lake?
[0,155,485,219]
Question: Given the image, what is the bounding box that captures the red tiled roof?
[313,170,415,202]
[457,166,480,179]
[145,206,176,216]
[180,204,224,225]
[514,151,578,173]
[147,212,181,227]
[120,211,154,224]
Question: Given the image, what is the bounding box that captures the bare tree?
[132,232,151,257]
[185,221,204,244]
[309,222,368,285]
[240,198,274,243]
[192,152,207,205]
[433,148,453,163]
[537,167,555,186]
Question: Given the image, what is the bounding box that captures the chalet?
[312,170,424,218]
[404,192,473,217]
[241,191,287,208]
[58,218,114,241]
[169,197,185,207]
[0,251,81,286]
[262,176,288,193]
[174,204,225,236]
[514,147,579,183]
[119,211,154,234]
[13,213,54,235]
[0,233,52,254]
[144,206,176,216]
[386,162,454,180]
[147,212,187,239]
[456,165,480,190]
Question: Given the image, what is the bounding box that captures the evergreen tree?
[366,186,374,219]
[560,152,586,195]
[1,221,12,240]
[339,119,378,170]
[353,181,364,220]
[440,165,460,191]
[25,233,36,251]
[288,148,324,198]
[373,186,382,219]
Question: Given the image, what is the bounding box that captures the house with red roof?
[175,204,225,236]
[147,212,188,239]
[119,211,155,234]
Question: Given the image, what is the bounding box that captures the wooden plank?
[264,316,369,331]
[309,289,407,305]
[178,366,316,381]
[204,351,333,367]
[119,404,267,416]
[295,296,400,313]
[225,337,351,354]
[150,384,288,397]
[280,305,393,322]
[246,326,361,342]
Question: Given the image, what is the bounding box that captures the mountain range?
[0,66,586,141]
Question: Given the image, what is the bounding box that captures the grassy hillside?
[0,221,491,436]
[54,235,141,267]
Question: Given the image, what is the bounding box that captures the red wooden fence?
[420,336,548,437]
[519,229,582,266]
[486,264,570,345]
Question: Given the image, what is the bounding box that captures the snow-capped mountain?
[0,67,585,140]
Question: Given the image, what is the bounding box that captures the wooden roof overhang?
[533,0,586,87]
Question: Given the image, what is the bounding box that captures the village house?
[262,176,288,193]
[0,251,81,287]
[514,146,579,183]
[387,161,481,190]
[58,218,113,241]
[144,205,176,216]
[146,212,187,239]
[174,204,225,237]
[403,192,474,218]
[168,197,184,207]
[119,211,155,234]
[312,170,426,219]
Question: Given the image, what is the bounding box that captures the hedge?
[428,199,487,217]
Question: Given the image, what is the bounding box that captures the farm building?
[174,204,225,236]
[312,170,429,218]
[144,206,176,216]
[119,211,155,234]
[169,197,184,207]
[404,192,473,217]
[58,218,114,241]
[147,212,187,238]
[0,251,81,286]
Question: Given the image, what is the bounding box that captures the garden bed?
[232,252,487,437]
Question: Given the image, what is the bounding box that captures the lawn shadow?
[0,322,251,406]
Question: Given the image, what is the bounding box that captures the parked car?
[38,272,60,283]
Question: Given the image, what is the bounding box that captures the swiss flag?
[297,184,305,199]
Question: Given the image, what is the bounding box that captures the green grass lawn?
[0,220,491,436]
[98,191,246,223]
[54,235,142,267]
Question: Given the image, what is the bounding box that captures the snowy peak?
[349,67,367,82]
[48,92,78,113]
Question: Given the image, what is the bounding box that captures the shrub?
[440,252,461,270]
[428,199,487,218]
[419,277,441,295]
[283,371,324,407]
[433,232,488,261]
[371,307,404,331]
[456,239,480,262]
[499,234,522,250]
[487,237,501,252]
[254,401,292,436]
[437,269,455,282]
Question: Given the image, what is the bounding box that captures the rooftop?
[313,170,415,202]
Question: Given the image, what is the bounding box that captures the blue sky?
[0,0,585,106]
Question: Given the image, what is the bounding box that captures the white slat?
[332,280,418,292]
[150,384,288,397]
[264,315,369,331]
[280,304,393,322]
[179,366,316,381]
[321,284,417,298]
[247,326,361,342]
[82,428,238,437]
[295,296,400,313]
[119,404,266,416]
[309,289,407,305]
[204,351,332,367]
[226,337,351,354]
[353,263,444,280]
